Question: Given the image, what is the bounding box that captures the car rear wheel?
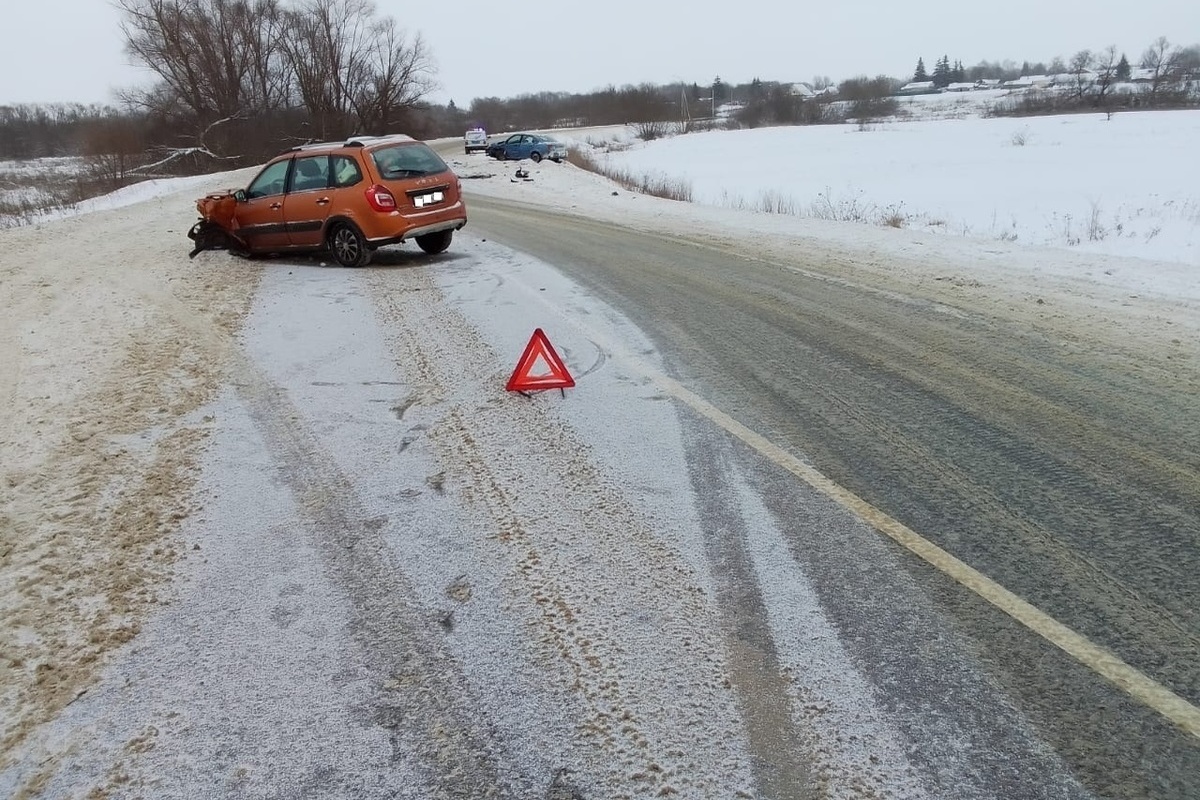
[530,151,543,163]
[416,229,453,255]
[329,223,372,267]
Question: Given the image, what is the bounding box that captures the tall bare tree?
[1092,45,1120,108]
[279,0,374,139]
[1141,36,1183,105]
[348,17,436,133]
[1067,49,1094,102]
[119,0,284,121]
[279,0,434,139]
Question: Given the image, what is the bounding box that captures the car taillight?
[365,184,396,211]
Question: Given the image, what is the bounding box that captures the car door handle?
[315,197,330,205]
[270,202,283,210]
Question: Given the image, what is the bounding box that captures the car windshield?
[370,143,447,178]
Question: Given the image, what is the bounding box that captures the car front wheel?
[329,223,372,267]
[416,229,453,255]
[530,151,542,163]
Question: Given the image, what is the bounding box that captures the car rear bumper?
[362,200,468,246]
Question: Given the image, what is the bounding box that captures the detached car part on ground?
[485,133,568,163]
[188,134,467,267]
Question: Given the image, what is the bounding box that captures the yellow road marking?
[493,244,1200,739]
[643,368,1200,739]
[537,285,1200,738]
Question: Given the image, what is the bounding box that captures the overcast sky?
[2,1,1197,107]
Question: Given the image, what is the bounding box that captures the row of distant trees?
[903,38,1200,115]
[915,38,1200,87]
[2,23,1198,174]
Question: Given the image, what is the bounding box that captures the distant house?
[715,101,745,119]
[975,78,1001,88]
[945,82,976,92]
[1001,74,1055,90]
[1058,71,1093,85]
[786,82,836,98]
[898,81,937,95]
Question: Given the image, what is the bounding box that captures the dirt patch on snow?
[0,174,259,765]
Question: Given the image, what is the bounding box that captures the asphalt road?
[465,192,1200,799]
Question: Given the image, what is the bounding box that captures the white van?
[464,127,488,154]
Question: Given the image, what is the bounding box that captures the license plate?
[413,191,445,208]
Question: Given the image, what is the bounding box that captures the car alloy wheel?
[329,223,372,267]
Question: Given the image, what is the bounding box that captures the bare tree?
[1067,49,1094,102]
[239,1,292,113]
[348,18,437,133]
[279,0,376,139]
[81,115,148,185]
[1092,45,1120,108]
[119,0,284,120]
[1141,36,1183,105]
[837,75,899,121]
[118,0,291,163]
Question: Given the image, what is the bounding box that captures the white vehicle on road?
[464,126,488,154]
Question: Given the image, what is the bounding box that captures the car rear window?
[370,144,448,179]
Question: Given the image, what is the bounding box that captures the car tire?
[530,151,543,163]
[415,229,453,255]
[328,222,372,267]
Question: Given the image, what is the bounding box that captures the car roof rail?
[282,133,417,153]
[289,140,343,152]
[344,133,415,147]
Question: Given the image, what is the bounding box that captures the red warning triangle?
[506,328,575,392]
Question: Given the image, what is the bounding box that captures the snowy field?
[4,105,1199,798]
[589,110,1200,266]
[8,105,1199,271]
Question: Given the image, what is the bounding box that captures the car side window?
[332,155,363,188]
[247,159,290,199]
[290,155,330,192]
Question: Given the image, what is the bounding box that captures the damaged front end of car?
[187,190,249,259]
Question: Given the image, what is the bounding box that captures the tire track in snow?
[365,265,762,798]
[228,353,511,799]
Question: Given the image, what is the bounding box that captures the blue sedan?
[485,133,568,163]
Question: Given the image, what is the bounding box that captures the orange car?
[193,134,467,266]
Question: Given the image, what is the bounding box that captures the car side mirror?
[234,189,247,203]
